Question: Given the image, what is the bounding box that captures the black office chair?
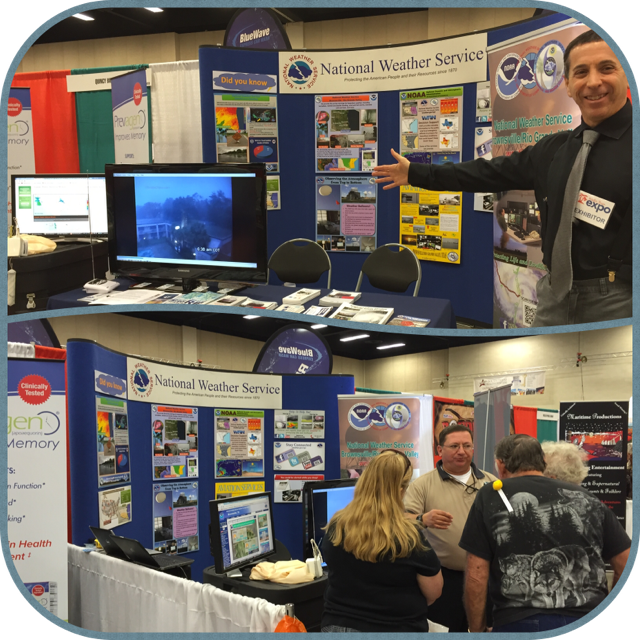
[355,243,422,296]
[268,238,332,288]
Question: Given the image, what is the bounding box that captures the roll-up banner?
[559,401,629,527]
[7,359,68,621]
[111,68,150,163]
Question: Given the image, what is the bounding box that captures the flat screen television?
[11,174,108,238]
[302,478,358,560]
[105,162,268,287]
[209,491,276,575]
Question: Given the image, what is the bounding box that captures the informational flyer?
[316,175,377,253]
[215,408,264,478]
[152,405,198,480]
[214,93,278,171]
[152,481,199,554]
[273,441,325,472]
[316,93,378,172]
[215,481,266,499]
[399,184,462,264]
[274,474,324,504]
[267,175,281,210]
[399,86,463,158]
[98,485,132,530]
[275,410,325,439]
[96,396,130,487]
[473,125,494,211]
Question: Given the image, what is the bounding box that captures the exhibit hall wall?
[48,315,632,411]
[14,8,537,74]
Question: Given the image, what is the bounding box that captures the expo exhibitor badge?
[573,190,614,230]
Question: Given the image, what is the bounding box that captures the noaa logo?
[283,55,318,91]
[275,442,282,448]
[400,93,407,100]
[129,362,153,398]
[535,40,565,93]
[476,128,484,136]
[348,403,373,431]
[371,94,377,101]
[496,53,523,100]
[447,251,459,262]
[315,96,321,103]
[316,177,325,184]
[430,99,438,106]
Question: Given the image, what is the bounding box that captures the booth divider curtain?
[148,60,202,162]
[536,409,559,443]
[71,65,150,173]
[11,70,80,173]
[473,385,511,471]
[513,405,538,438]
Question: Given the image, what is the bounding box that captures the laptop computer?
[109,535,195,571]
[89,526,130,561]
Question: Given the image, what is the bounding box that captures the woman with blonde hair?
[321,450,443,632]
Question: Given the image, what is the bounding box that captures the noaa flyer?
[274,409,325,439]
[315,93,378,172]
[152,405,198,480]
[215,409,265,478]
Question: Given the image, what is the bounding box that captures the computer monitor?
[302,478,358,560]
[105,162,268,288]
[209,491,276,575]
[11,174,108,237]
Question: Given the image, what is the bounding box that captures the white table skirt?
[68,544,286,632]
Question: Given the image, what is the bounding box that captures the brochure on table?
[152,405,198,479]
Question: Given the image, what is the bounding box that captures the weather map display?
[98,485,132,529]
[214,93,279,170]
[315,93,378,172]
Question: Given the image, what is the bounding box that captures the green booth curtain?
[71,65,153,173]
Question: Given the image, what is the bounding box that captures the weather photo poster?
[215,409,264,478]
[275,409,325,439]
[96,396,130,487]
[152,405,198,480]
[153,481,199,554]
[316,175,377,253]
[315,93,378,172]
[214,93,279,171]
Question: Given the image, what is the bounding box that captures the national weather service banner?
[488,21,588,328]
[7,359,68,621]
[279,32,487,94]
[337,396,422,478]
[127,357,282,409]
[8,88,35,226]
[111,68,150,163]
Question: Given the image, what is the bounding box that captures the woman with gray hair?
[541,441,589,485]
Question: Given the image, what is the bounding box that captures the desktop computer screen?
[12,174,108,237]
[209,492,276,575]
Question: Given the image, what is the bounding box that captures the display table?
[67,544,285,632]
[203,565,328,632]
[47,281,456,328]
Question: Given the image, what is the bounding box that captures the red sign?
[133,82,142,106]
[8,97,22,117]
[18,375,52,405]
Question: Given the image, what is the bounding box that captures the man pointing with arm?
[374,30,631,326]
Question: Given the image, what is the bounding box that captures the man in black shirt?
[373,30,631,326]
[459,434,630,633]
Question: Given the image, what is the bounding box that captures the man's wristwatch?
[416,513,425,526]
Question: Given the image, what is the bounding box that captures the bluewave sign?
[278,33,487,94]
[126,358,282,409]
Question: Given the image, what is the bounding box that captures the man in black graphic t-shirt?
[459,434,630,633]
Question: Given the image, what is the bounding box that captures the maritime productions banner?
[488,21,588,328]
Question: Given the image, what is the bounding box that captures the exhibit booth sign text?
[127,358,282,409]
[279,33,487,93]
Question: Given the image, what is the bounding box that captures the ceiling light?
[377,343,406,350]
[243,315,259,320]
[310,324,326,330]
[73,13,94,21]
[145,8,164,12]
[340,334,369,342]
